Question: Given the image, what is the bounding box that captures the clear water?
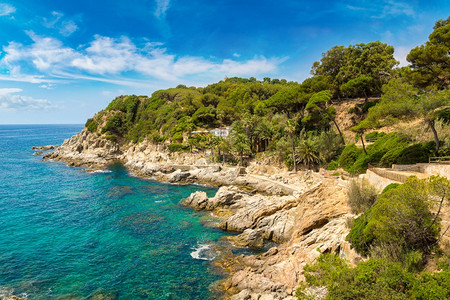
[0,125,226,299]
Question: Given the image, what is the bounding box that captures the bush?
[365,131,385,141]
[381,183,400,195]
[338,143,363,171]
[347,178,378,214]
[168,143,188,152]
[85,118,98,132]
[101,114,125,136]
[361,99,379,113]
[347,176,447,261]
[297,253,450,300]
[394,142,435,164]
[171,131,184,143]
[346,213,374,256]
[327,160,338,170]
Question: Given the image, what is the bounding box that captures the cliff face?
[42,131,361,299]
[44,129,120,168]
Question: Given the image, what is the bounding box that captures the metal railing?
[429,156,450,163]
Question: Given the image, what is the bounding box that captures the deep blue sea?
[0,125,227,299]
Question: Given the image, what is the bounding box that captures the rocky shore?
[39,129,361,299]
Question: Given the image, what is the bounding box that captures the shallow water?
[0,125,226,299]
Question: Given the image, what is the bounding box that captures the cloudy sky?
[0,0,448,124]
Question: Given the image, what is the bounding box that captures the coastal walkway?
[363,163,450,191]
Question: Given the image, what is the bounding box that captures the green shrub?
[365,131,386,141]
[85,118,98,132]
[171,131,184,143]
[346,213,374,256]
[394,142,435,164]
[347,178,378,214]
[101,114,125,136]
[168,143,187,152]
[361,99,379,113]
[347,176,446,260]
[298,253,450,300]
[338,143,363,171]
[381,183,400,195]
[327,160,338,170]
[105,134,117,142]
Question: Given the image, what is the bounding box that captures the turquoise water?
[0,125,226,299]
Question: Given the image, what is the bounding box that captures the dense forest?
[84,18,450,299]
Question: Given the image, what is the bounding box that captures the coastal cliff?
[41,128,362,299]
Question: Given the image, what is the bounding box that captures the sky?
[0,1,448,124]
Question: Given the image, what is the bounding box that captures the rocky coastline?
[39,129,361,300]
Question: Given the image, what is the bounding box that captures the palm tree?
[297,140,322,170]
[285,119,297,172]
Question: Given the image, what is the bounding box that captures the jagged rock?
[32,145,56,150]
[228,229,264,248]
[181,191,209,210]
[168,169,191,183]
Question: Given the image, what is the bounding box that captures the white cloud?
[0,3,15,16]
[154,0,170,18]
[373,1,414,18]
[1,33,285,85]
[59,20,78,36]
[394,46,411,67]
[0,88,22,95]
[43,11,78,37]
[0,88,53,110]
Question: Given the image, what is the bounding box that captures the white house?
[210,127,230,138]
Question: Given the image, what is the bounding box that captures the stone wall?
[362,169,401,192]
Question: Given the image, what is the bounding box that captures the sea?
[0,124,228,299]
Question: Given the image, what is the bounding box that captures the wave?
[190,243,215,261]
[88,169,112,174]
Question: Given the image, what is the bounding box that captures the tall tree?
[407,17,450,90]
[302,90,345,144]
[229,121,251,166]
[285,119,298,172]
[312,42,398,98]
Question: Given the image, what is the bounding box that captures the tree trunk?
[332,119,345,145]
[223,153,226,164]
[426,119,440,153]
[291,134,297,172]
[360,133,367,155]
[240,152,244,166]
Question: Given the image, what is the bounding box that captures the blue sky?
[0,1,448,124]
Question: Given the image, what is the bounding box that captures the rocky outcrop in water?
[44,129,120,168]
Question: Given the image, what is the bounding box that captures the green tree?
[218,138,231,164]
[230,121,251,166]
[312,42,398,97]
[303,90,345,144]
[340,75,373,101]
[416,89,450,152]
[407,17,450,90]
[296,139,322,170]
[285,119,298,171]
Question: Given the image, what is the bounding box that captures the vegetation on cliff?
[84,17,449,171]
